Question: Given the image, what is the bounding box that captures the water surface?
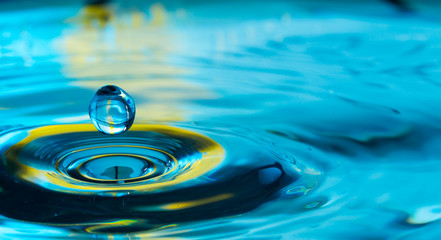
[1,0,441,239]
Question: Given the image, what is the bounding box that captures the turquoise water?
[1,0,441,239]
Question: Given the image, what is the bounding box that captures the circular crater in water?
[66,154,157,183]
[0,124,305,232]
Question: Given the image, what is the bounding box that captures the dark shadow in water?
[0,161,299,233]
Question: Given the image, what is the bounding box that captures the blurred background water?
[1,0,441,239]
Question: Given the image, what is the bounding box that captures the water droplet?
[89,85,135,134]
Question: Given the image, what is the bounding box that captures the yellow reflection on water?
[82,4,113,28]
[84,219,139,233]
[57,2,217,122]
[134,193,234,211]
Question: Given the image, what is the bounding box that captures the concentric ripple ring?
[2,124,225,196]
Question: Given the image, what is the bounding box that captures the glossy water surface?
[1,0,441,239]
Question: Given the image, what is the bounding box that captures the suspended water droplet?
[89,85,135,134]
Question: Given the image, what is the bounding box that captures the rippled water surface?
[2,0,441,239]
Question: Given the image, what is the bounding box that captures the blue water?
[1,0,441,239]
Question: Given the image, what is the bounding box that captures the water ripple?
[0,124,312,234]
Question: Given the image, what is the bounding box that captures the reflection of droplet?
[101,166,134,180]
[89,85,135,134]
[258,167,282,185]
